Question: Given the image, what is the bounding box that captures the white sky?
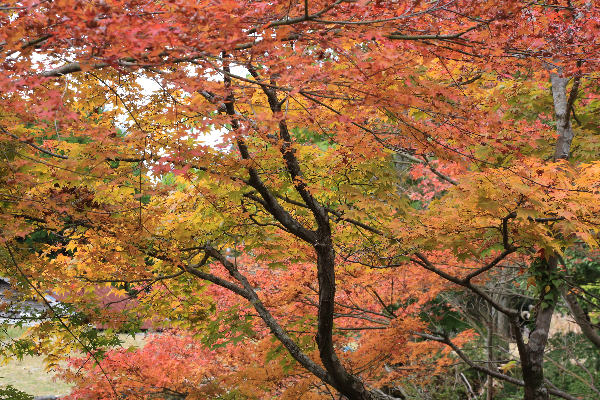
[27,51,251,148]
[136,65,250,148]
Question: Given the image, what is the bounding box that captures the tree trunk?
[486,313,494,400]
[562,289,600,348]
[513,67,580,400]
[315,236,373,400]
[550,72,576,161]
[517,257,558,400]
[496,292,511,345]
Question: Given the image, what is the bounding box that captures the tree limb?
[417,331,580,400]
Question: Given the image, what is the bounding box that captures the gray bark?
[496,293,511,340]
[562,289,600,349]
[486,313,494,400]
[515,257,559,400]
[514,67,582,400]
[547,72,598,346]
[550,72,577,161]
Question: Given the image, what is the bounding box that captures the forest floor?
[0,327,150,398]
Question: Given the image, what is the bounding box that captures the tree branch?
[202,245,335,387]
[562,289,600,349]
[463,248,518,283]
[386,25,481,41]
[412,252,519,317]
[417,332,580,400]
[564,61,582,129]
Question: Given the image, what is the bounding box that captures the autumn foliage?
[59,253,477,399]
[1,1,600,400]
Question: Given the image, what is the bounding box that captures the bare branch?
[463,248,518,282]
[417,332,580,400]
[412,252,519,317]
[386,25,481,41]
[564,61,582,128]
[562,288,600,349]
[3,129,68,159]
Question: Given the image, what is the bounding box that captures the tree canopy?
[1,1,600,400]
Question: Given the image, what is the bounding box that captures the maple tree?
[1,1,600,400]
[58,254,472,399]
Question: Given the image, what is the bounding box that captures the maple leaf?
[1,2,599,400]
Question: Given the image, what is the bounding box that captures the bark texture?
[516,258,558,400]
[253,71,375,400]
[516,69,582,400]
[562,290,600,349]
[486,316,494,400]
[316,240,373,400]
[550,72,577,162]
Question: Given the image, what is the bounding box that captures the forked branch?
[417,331,579,400]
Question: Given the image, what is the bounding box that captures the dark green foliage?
[17,229,66,255]
[415,294,472,334]
[544,332,600,398]
[564,247,600,289]
[563,246,600,322]
[0,385,33,400]
[397,373,469,400]
[290,126,331,150]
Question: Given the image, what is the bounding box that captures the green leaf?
[456,252,470,262]
[0,385,33,400]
